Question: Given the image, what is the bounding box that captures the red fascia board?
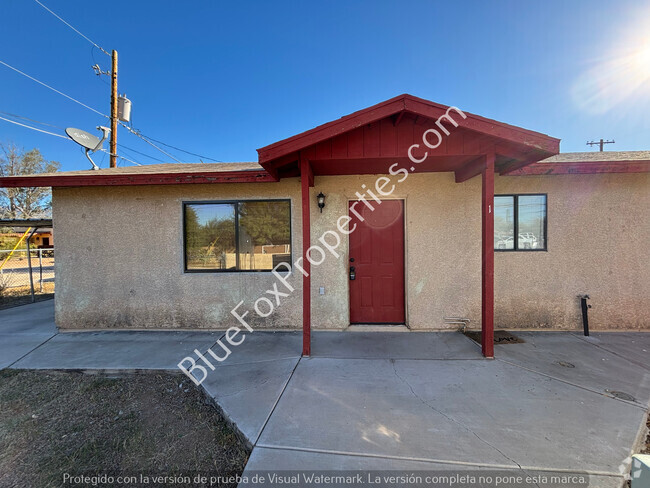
[257,97,406,164]
[257,94,561,167]
[506,161,650,175]
[403,97,560,154]
[0,170,276,188]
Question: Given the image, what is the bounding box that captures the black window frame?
[494,193,547,252]
[182,199,292,273]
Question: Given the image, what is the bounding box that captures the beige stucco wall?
[53,181,304,330]
[309,173,482,330]
[494,172,650,330]
[52,171,649,331]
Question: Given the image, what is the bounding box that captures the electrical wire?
[134,133,223,162]
[0,114,143,167]
[0,109,165,163]
[0,110,64,130]
[99,149,142,166]
[0,60,109,119]
[0,115,68,140]
[117,144,168,164]
[0,108,176,167]
[91,46,110,86]
[1,59,221,164]
[118,122,186,164]
[32,0,110,56]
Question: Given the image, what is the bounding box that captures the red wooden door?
[349,199,405,324]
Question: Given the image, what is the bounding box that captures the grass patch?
[0,370,249,487]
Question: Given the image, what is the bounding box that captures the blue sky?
[1,0,650,171]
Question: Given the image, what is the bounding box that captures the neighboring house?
[0,229,53,249]
[30,228,53,249]
[0,94,648,358]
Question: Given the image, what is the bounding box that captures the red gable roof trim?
[257,94,561,167]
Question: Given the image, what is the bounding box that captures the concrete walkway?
[0,300,56,368]
[1,302,648,488]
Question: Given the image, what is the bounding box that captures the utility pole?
[110,50,118,168]
[586,139,614,152]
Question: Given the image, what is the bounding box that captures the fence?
[0,248,55,306]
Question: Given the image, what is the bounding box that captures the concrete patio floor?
[0,300,56,368]
[1,302,648,487]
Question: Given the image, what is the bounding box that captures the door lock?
[349,266,356,281]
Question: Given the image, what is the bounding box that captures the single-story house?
[1,94,648,358]
[0,228,53,249]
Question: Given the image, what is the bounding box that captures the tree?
[0,143,60,219]
[239,201,290,245]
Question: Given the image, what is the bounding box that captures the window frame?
[494,193,547,252]
[182,199,292,273]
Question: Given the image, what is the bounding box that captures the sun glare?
[632,41,650,79]
[572,16,650,114]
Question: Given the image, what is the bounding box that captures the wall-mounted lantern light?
[317,192,326,213]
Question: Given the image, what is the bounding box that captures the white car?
[518,233,538,249]
[496,236,514,249]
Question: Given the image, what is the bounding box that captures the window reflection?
[238,201,291,271]
[495,196,515,250]
[494,194,546,251]
[185,204,236,270]
[517,195,546,250]
[184,200,291,271]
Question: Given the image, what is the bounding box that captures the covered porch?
[258,94,560,358]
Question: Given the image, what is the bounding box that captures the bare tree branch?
[0,142,60,219]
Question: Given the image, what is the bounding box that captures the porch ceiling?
[257,94,560,183]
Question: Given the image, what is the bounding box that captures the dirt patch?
[0,370,249,487]
[641,415,650,454]
[0,290,54,310]
[463,329,525,345]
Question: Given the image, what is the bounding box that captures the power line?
[117,144,168,164]
[0,60,108,119]
[0,115,68,140]
[32,0,110,56]
[1,59,222,164]
[0,109,164,162]
[0,113,144,167]
[0,107,178,166]
[136,133,223,162]
[100,149,142,166]
[91,46,110,86]
[0,110,64,130]
[119,122,186,164]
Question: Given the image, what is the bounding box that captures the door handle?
[349,266,356,281]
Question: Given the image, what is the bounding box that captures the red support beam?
[455,156,486,183]
[498,157,540,176]
[300,155,313,356]
[481,151,495,358]
[264,164,280,182]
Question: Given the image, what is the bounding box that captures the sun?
[572,33,650,113]
[631,41,650,80]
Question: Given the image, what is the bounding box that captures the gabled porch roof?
[257,94,561,182]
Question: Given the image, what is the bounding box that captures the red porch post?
[481,151,495,358]
[300,155,313,356]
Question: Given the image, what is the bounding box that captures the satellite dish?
[65,126,110,170]
[66,128,102,151]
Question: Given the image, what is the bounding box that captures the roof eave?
[0,169,276,188]
[506,160,650,175]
